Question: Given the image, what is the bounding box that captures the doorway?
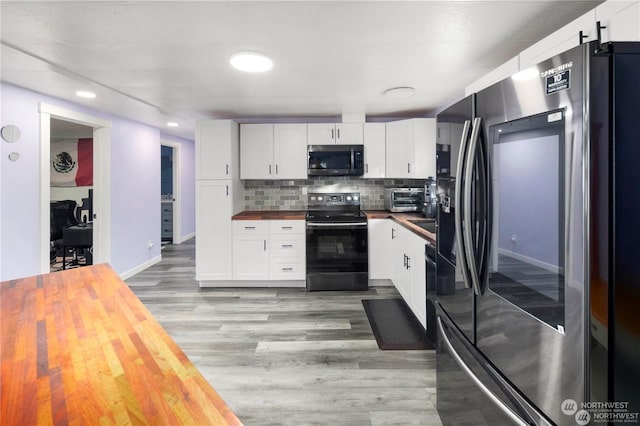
[49,119,94,271]
[39,103,112,274]
[160,140,181,245]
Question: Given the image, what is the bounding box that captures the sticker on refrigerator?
[545,70,571,95]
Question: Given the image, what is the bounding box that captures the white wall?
[0,83,195,281]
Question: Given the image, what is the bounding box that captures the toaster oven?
[384,188,424,212]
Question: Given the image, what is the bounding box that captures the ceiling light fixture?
[383,87,416,99]
[230,51,273,73]
[167,122,179,127]
[75,90,96,99]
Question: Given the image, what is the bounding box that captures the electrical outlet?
[302,187,308,195]
[148,240,154,249]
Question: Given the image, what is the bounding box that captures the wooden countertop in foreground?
[0,264,242,426]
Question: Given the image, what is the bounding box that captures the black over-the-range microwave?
[307,144,364,176]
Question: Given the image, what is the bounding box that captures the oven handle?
[306,222,368,228]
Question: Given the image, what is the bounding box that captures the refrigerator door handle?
[463,117,484,296]
[437,317,531,426]
[454,120,473,290]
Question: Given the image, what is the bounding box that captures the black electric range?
[305,192,368,291]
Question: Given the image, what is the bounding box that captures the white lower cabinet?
[368,219,392,279]
[196,181,234,281]
[232,221,269,280]
[390,223,427,329]
[232,219,305,282]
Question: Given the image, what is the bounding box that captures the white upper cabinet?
[240,123,307,180]
[241,124,274,180]
[464,56,519,96]
[363,123,385,178]
[596,1,640,43]
[196,119,239,180]
[307,123,363,145]
[273,124,308,179]
[519,9,596,70]
[385,118,436,179]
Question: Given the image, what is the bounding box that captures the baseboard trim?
[199,280,305,288]
[120,255,162,280]
[175,232,195,245]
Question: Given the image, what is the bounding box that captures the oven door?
[305,221,368,291]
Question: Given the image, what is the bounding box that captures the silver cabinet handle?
[244,226,256,230]
[331,128,334,140]
[282,267,293,271]
[437,317,530,426]
[226,185,229,196]
[408,163,411,173]
[269,164,272,175]
[281,244,293,248]
[454,120,472,291]
[337,128,340,139]
[392,228,395,239]
[281,226,293,230]
[264,240,267,251]
[407,256,411,269]
[276,164,279,175]
[403,254,408,268]
[226,164,229,175]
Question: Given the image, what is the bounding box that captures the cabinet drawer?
[269,257,306,280]
[269,220,305,234]
[232,220,269,234]
[269,234,305,257]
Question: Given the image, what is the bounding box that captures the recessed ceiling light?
[383,87,415,99]
[75,91,96,99]
[512,67,539,81]
[167,122,179,127]
[230,51,273,73]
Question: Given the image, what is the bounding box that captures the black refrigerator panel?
[609,43,640,420]
[436,305,552,426]
[474,44,587,425]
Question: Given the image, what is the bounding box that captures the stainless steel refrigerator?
[435,41,640,426]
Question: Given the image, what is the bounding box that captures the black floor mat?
[362,298,434,350]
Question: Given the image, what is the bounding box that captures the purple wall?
[0,83,195,280]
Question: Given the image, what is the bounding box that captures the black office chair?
[50,200,93,269]
[50,200,80,260]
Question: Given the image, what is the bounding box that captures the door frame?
[39,103,112,274]
[160,139,182,244]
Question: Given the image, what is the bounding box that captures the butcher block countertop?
[364,210,436,243]
[232,210,306,220]
[0,264,241,426]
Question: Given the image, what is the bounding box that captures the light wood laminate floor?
[126,239,441,426]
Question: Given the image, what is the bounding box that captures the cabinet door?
[519,9,596,70]
[273,124,308,179]
[233,234,269,280]
[412,118,437,179]
[385,119,414,178]
[240,124,274,179]
[196,181,233,281]
[408,233,427,330]
[196,120,234,180]
[596,1,639,42]
[392,225,411,300]
[368,219,391,279]
[307,123,335,144]
[363,123,385,178]
[335,123,363,145]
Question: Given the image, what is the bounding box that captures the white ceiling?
[1,1,601,140]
